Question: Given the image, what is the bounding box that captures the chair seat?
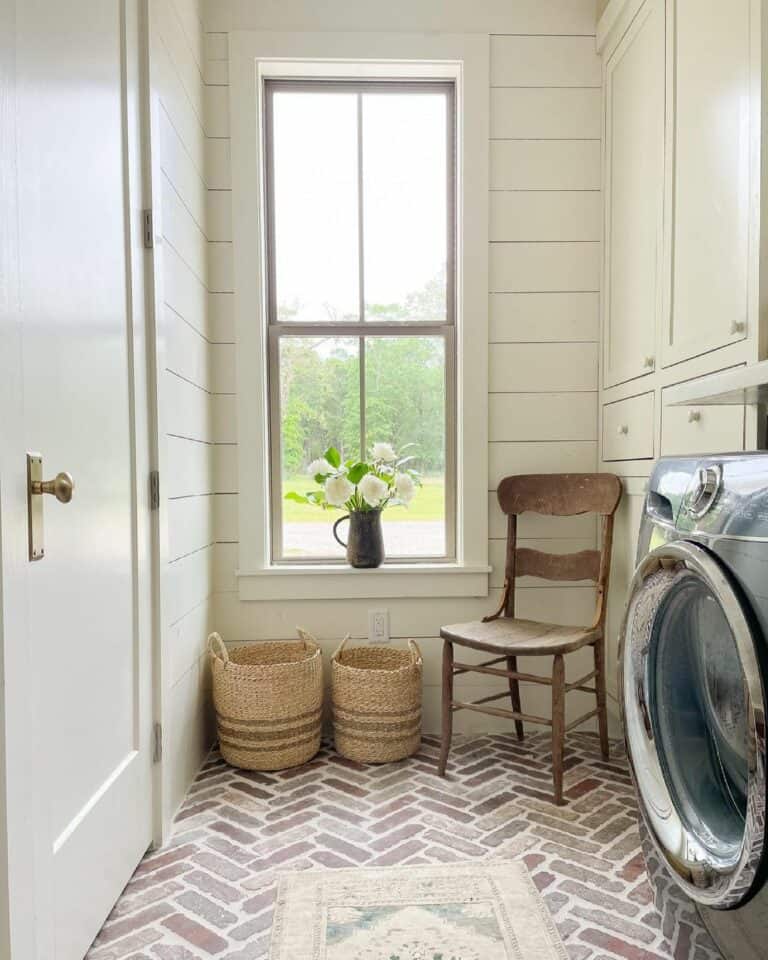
[440,616,600,655]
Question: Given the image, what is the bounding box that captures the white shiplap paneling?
[489,292,599,343]
[168,494,215,562]
[489,441,597,488]
[490,87,601,139]
[166,305,211,391]
[167,436,214,498]
[490,140,601,190]
[489,341,598,393]
[154,0,215,828]
[490,241,601,293]
[490,190,600,242]
[489,35,601,87]
[489,392,597,442]
[202,1,598,37]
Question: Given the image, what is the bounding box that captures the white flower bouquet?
[285,441,421,514]
[285,442,422,567]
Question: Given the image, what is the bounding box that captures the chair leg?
[506,655,524,741]
[551,654,566,806]
[437,639,454,777]
[594,639,610,761]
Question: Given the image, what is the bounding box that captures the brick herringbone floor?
[86,732,724,960]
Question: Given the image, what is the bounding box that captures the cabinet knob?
[731,320,746,335]
[687,409,701,424]
[643,356,655,369]
[617,424,629,436]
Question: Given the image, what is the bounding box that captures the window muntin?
[264,79,456,563]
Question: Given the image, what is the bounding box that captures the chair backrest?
[496,473,623,625]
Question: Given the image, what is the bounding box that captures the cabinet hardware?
[731,320,746,335]
[617,424,629,435]
[688,409,701,423]
[643,356,655,369]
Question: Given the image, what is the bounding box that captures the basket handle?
[332,633,351,662]
[296,626,317,650]
[208,632,229,663]
[408,639,423,665]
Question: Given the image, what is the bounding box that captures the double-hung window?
[231,33,489,599]
[264,79,456,563]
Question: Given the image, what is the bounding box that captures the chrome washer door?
[620,541,767,908]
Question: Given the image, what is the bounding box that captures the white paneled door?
[0,1,155,958]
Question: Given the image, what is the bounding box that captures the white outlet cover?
[368,608,390,644]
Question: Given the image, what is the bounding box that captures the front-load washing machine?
[621,454,768,959]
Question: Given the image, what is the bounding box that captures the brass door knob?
[32,471,74,503]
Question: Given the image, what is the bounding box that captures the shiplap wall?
[151,0,216,824]
[201,0,607,734]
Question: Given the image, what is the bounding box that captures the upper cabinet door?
[662,0,752,368]
[603,0,665,389]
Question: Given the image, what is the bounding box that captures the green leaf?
[314,473,330,485]
[347,462,369,484]
[284,491,309,504]
[324,446,341,468]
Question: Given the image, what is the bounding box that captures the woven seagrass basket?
[208,630,322,771]
[331,636,423,764]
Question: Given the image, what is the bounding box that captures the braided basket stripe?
[331,639,423,764]
[209,633,322,771]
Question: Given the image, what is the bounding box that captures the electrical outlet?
[368,608,390,644]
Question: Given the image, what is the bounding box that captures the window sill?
[236,563,492,601]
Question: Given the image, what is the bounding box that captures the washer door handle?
[689,465,721,518]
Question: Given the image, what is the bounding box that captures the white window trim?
[229,30,490,602]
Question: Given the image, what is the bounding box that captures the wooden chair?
[437,473,622,805]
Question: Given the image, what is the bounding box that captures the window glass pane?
[365,336,446,557]
[279,337,360,558]
[271,91,359,322]
[363,92,448,322]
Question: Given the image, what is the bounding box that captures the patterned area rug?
[270,862,568,960]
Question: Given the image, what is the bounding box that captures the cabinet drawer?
[661,397,745,457]
[603,392,654,461]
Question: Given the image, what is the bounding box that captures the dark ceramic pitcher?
[333,509,385,568]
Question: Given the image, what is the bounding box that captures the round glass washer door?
[621,540,767,908]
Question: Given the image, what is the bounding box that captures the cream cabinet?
[602,0,665,388]
[598,0,764,456]
[597,0,766,730]
[661,0,752,367]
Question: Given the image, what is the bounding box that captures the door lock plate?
[27,453,44,561]
[27,453,75,561]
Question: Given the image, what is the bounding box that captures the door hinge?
[153,722,163,763]
[142,209,154,249]
[149,470,160,510]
